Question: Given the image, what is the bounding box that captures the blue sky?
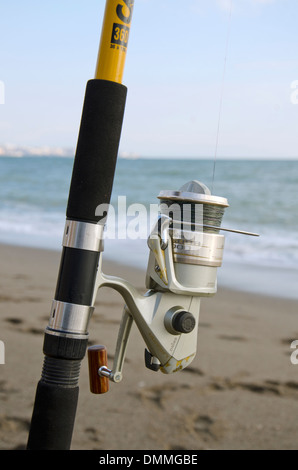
[0,0,297,158]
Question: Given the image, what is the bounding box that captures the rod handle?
[88,345,110,394]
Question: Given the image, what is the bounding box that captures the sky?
[0,0,297,159]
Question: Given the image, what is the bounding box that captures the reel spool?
[146,180,229,295]
[146,180,258,296]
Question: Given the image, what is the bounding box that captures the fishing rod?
[27,0,258,451]
[27,0,134,450]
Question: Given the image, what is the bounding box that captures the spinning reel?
[87,180,258,394]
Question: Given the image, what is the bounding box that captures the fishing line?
[211,0,233,193]
[160,199,226,234]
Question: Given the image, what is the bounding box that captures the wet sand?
[0,243,297,450]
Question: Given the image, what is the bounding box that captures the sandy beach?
[0,242,297,451]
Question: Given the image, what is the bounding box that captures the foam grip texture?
[54,247,100,305]
[27,381,79,450]
[67,79,127,223]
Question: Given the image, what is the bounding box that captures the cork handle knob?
[88,345,109,394]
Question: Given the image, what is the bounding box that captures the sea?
[0,156,297,300]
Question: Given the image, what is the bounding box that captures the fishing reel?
[88,180,258,394]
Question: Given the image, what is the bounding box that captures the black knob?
[172,311,196,334]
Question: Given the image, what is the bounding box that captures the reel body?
[88,180,234,392]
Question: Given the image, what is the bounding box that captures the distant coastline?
[0,144,297,160]
[0,144,74,158]
[0,144,141,160]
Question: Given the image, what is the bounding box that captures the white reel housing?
[90,181,229,382]
[89,180,258,391]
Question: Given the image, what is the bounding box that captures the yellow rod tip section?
[95,0,134,84]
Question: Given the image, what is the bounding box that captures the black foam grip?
[27,381,79,450]
[54,247,100,305]
[67,79,127,223]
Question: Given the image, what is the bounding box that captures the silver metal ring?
[158,190,229,207]
[47,300,94,336]
[62,220,104,252]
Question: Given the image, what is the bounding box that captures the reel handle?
[88,345,109,394]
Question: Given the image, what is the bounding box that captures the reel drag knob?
[87,345,110,394]
[164,308,196,335]
[172,311,196,334]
